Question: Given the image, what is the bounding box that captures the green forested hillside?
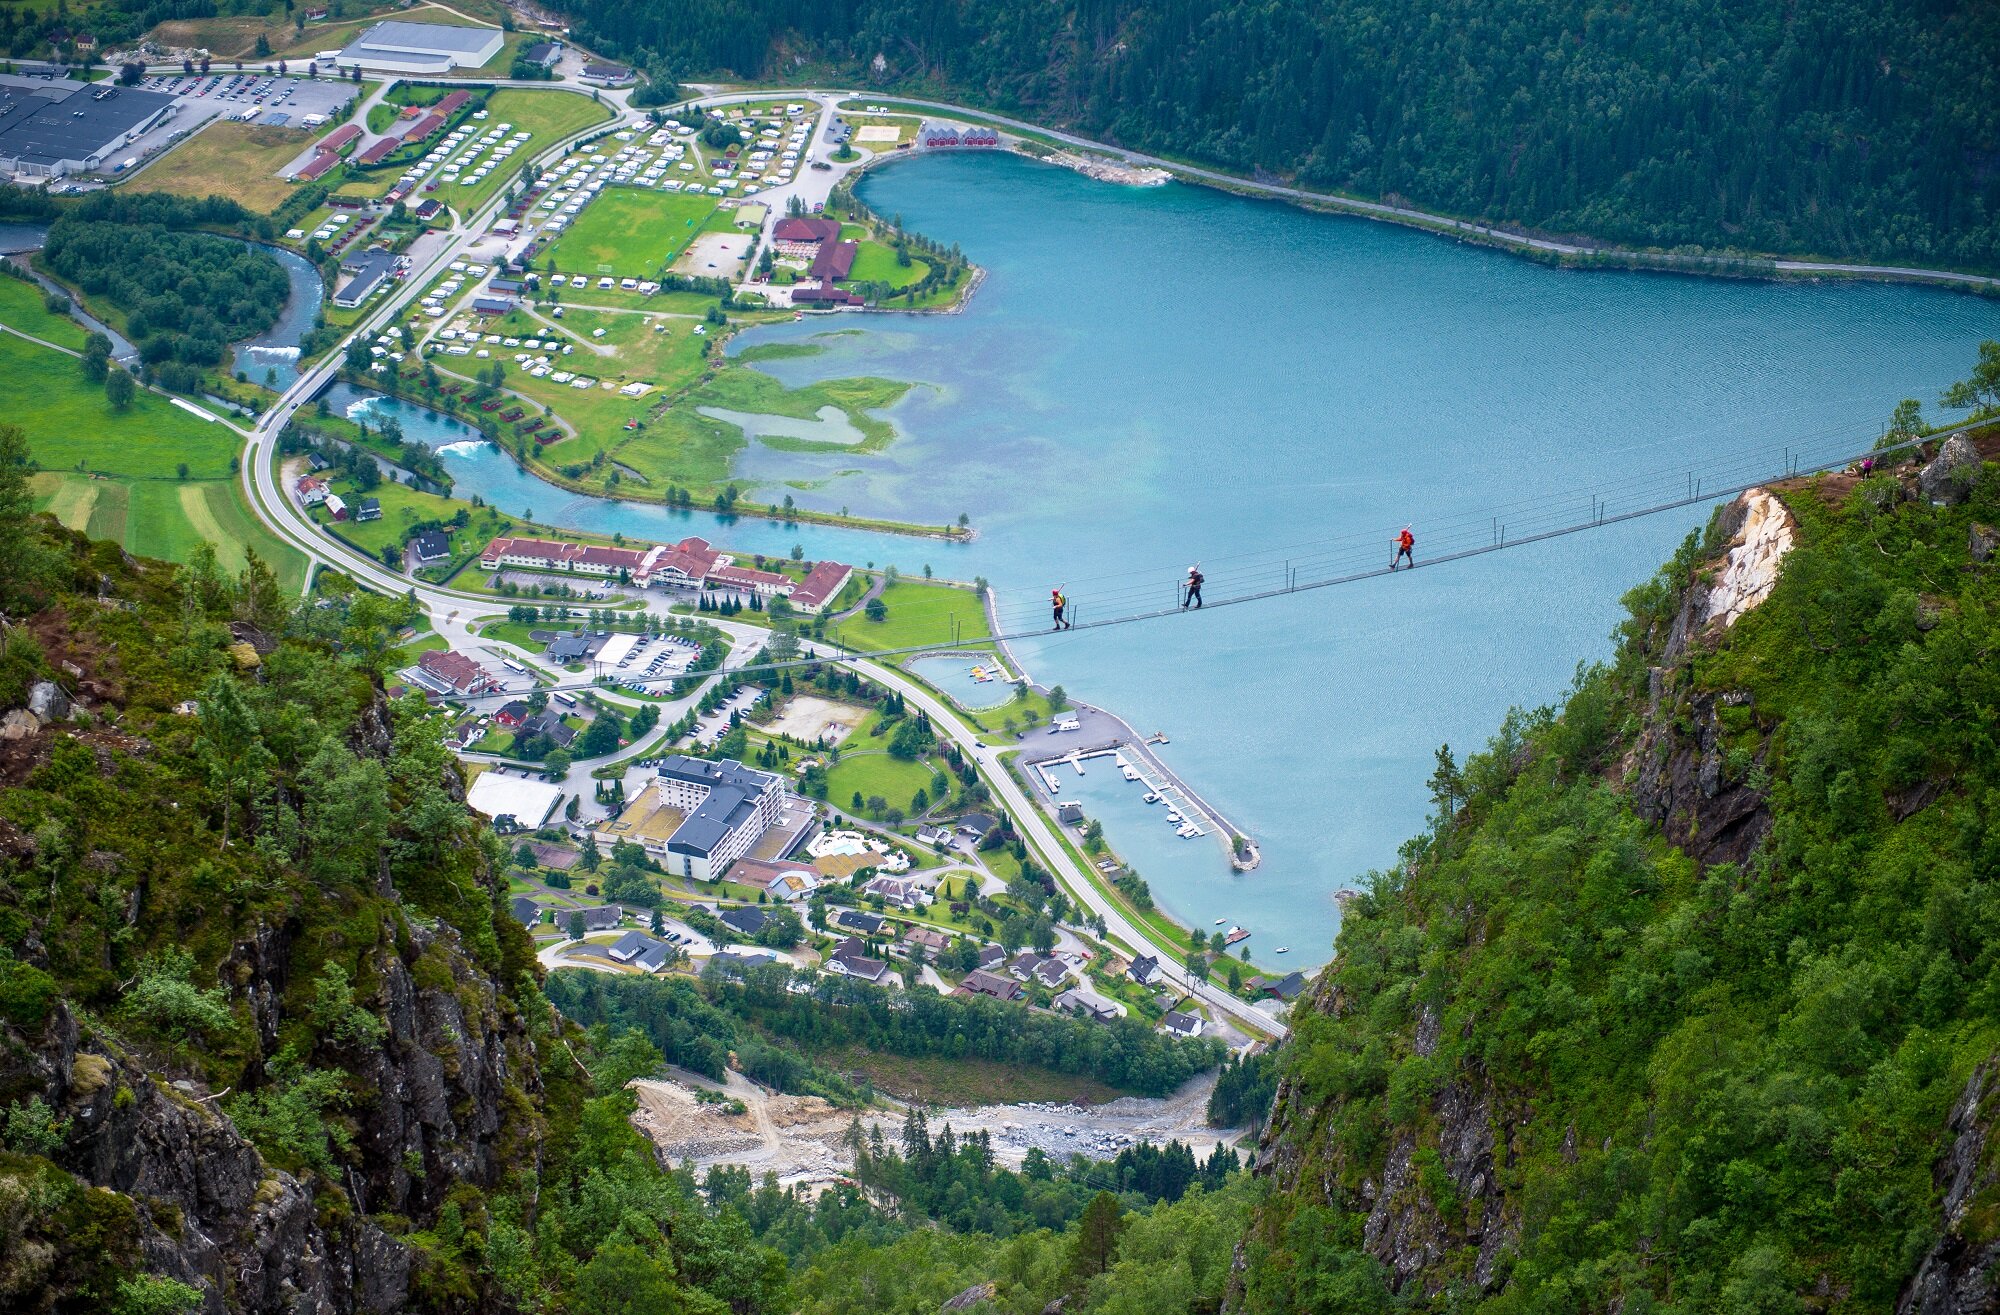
[1240,438,2000,1307]
[549,0,2000,269]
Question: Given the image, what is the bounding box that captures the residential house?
[1056,802,1085,825]
[520,709,576,748]
[862,875,925,910]
[494,700,531,728]
[1032,958,1071,989]
[521,40,561,69]
[958,969,1021,1002]
[608,931,672,972]
[827,947,888,982]
[1264,971,1309,1002]
[324,493,349,520]
[1128,954,1161,986]
[707,950,776,980]
[1006,952,1042,983]
[355,497,382,522]
[297,475,329,506]
[976,945,1007,971]
[1160,1010,1205,1038]
[834,908,884,936]
[718,906,770,939]
[1052,989,1119,1022]
[572,905,622,933]
[410,529,450,563]
[902,926,948,952]
[510,895,540,927]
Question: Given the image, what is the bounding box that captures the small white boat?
[1167,810,1182,823]
[1275,947,1290,954]
[1213,919,1226,926]
[1143,792,1160,804]
[1121,766,1139,781]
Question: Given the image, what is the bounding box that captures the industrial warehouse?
[0,75,176,179]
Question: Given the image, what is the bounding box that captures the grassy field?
[849,238,930,289]
[0,334,240,478]
[32,472,307,591]
[543,188,720,276]
[0,276,91,350]
[824,749,935,814]
[309,476,509,561]
[829,580,993,652]
[132,121,318,212]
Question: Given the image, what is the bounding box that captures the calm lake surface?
[375,150,2000,966]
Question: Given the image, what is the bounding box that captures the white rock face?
[1704,489,1795,628]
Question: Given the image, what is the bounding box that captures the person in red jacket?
[1051,586,1071,631]
[1391,526,1415,570]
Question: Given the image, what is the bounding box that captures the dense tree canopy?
[547,0,2000,269]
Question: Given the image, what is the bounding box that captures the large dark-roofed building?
[0,76,177,178]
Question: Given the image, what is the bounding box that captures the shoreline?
[839,95,2000,293]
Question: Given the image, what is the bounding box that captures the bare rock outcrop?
[1897,1064,2000,1315]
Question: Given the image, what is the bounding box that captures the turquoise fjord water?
[356,150,2000,967]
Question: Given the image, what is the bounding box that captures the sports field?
[543,188,722,275]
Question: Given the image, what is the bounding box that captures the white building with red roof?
[787,560,853,614]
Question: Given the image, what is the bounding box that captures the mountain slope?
[549,0,2000,270]
[1237,437,2000,1309]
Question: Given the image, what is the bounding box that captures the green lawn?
[544,187,721,276]
[829,580,993,653]
[825,750,937,814]
[0,276,91,350]
[839,225,930,289]
[309,477,506,561]
[0,332,240,479]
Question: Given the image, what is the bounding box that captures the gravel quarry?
[630,1068,1246,1190]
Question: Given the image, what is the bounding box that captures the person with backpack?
[1391,527,1415,570]
[1183,565,1204,609]
[1051,586,1071,630]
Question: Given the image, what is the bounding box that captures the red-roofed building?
[417,648,498,695]
[642,537,719,589]
[357,135,399,165]
[809,239,857,282]
[773,216,839,251]
[709,563,789,600]
[319,123,363,152]
[787,560,852,614]
[792,284,863,307]
[436,90,472,114]
[409,111,447,142]
[295,151,341,181]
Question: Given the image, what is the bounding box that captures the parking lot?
[136,69,359,127]
[118,72,358,170]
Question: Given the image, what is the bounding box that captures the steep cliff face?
[1237,439,2000,1311]
[0,539,554,1314]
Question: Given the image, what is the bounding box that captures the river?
[230,242,323,392]
[335,150,2000,966]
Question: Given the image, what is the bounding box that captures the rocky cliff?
[0,538,556,1314]
[1235,435,2000,1311]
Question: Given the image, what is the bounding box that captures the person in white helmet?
[1182,565,1204,609]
